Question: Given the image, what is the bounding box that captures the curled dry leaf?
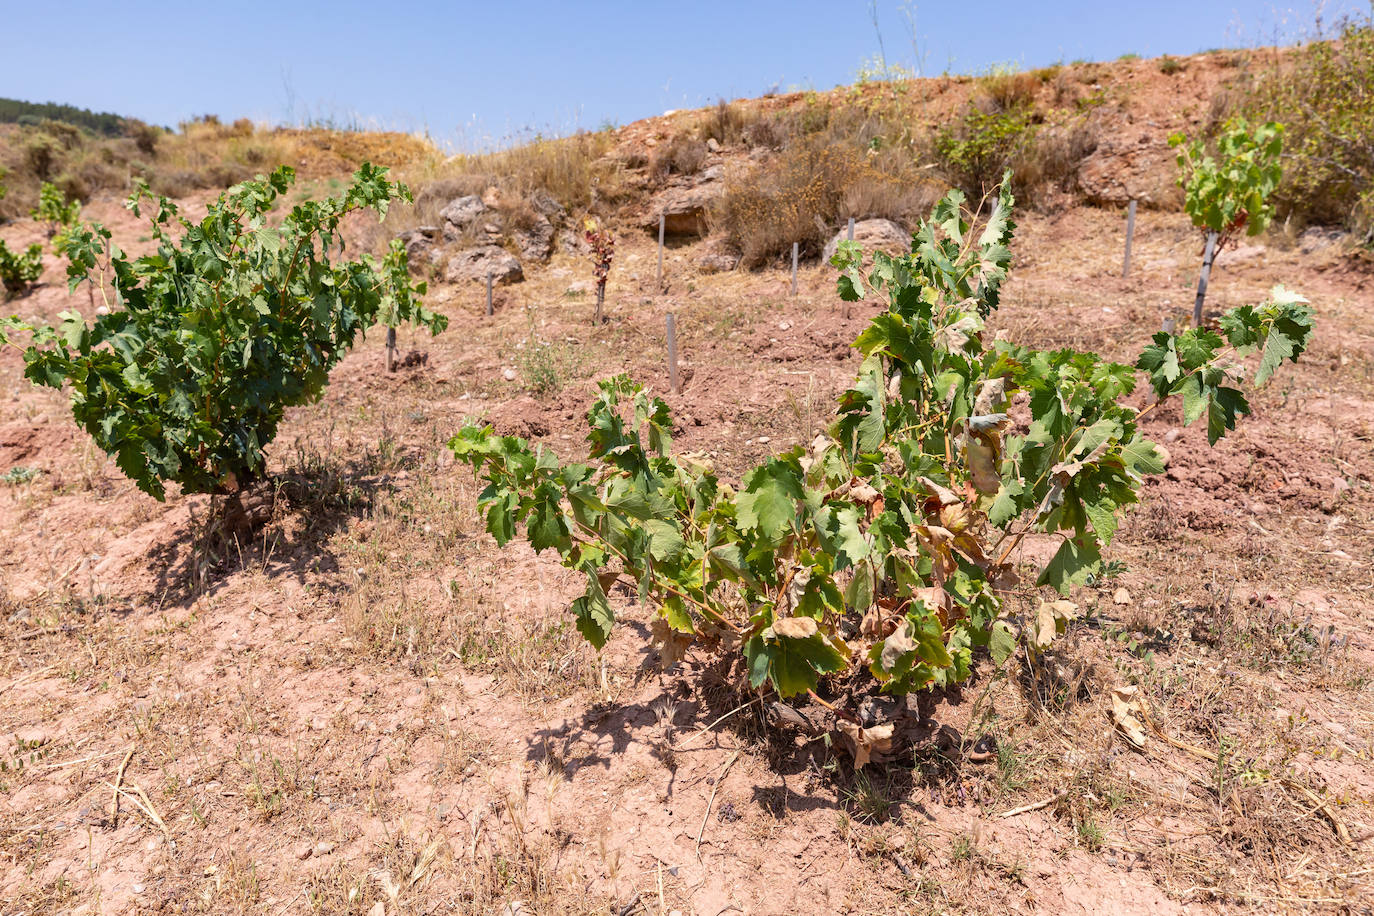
[838,719,896,768]
[1032,599,1079,649]
[1109,685,1149,750]
[1112,587,1132,605]
[771,616,819,640]
[650,617,694,669]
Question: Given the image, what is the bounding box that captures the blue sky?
[0,1,1357,149]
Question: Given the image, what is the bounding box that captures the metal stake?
[665,312,679,394]
[1193,230,1218,326]
[1122,199,1137,278]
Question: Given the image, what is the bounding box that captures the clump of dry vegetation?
[0,113,436,221]
[1236,18,1374,239]
[712,135,939,267]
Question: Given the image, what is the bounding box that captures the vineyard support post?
[842,220,855,320]
[1193,230,1218,326]
[486,271,493,317]
[1122,199,1137,278]
[657,212,665,290]
[385,327,397,372]
[666,312,679,393]
[791,242,798,296]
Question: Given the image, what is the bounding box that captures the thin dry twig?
[998,790,1068,819]
[108,746,135,827]
[695,750,740,858]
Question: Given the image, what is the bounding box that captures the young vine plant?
[450,176,1312,735]
[1,164,447,500]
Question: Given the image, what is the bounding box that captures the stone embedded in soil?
[444,246,524,285]
[821,218,910,262]
[439,195,486,233]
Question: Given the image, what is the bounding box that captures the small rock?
[757,436,771,444]
[368,903,385,916]
[512,214,555,263]
[444,246,523,286]
[822,218,911,262]
[778,321,790,330]
[132,884,145,894]
[705,137,720,152]
[528,189,566,221]
[695,238,741,273]
[439,195,486,233]
[313,841,335,857]
[297,844,313,860]
[502,368,518,382]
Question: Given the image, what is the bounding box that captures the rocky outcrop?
[445,246,523,285]
[696,238,740,274]
[1077,135,1176,207]
[821,219,910,262]
[440,195,488,240]
[396,225,443,272]
[645,184,721,237]
[512,214,555,263]
[528,189,566,222]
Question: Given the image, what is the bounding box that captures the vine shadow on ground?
[521,633,1014,824]
[141,450,397,606]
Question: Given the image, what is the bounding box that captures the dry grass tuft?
[711,136,941,268]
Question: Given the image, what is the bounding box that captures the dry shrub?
[934,96,1098,208]
[650,132,708,180]
[1240,20,1374,235]
[742,115,788,149]
[980,70,1040,112]
[428,130,621,212]
[712,137,934,268]
[1012,122,1098,200]
[698,99,753,146]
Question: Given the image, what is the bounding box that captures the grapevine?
[583,217,614,323]
[454,176,1313,759]
[1,164,447,500]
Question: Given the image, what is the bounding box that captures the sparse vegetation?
[452,178,1312,717]
[1241,18,1374,237]
[0,164,446,500]
[0,237,42,299]
[0,39,1368,916]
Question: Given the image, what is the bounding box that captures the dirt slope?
[1,52,1372,916]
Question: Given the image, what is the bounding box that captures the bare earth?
[2,74,1374,916]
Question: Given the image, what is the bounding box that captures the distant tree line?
[0,98,130,136]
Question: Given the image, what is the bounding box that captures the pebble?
[132,884,145,894]
[757,436,770,444]
[314,841,335,856]
[502,368,517,381]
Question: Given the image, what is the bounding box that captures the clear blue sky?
[0,1,1358,149]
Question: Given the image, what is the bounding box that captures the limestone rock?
[822,219,910,262]
[439,195,486,234]
[445,246,523,285]
[512,214,555,263]
[528,189,567,222]
[646,185,720,237]
[696,239,740,274]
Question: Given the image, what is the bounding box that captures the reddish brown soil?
[2,53,1373,916]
